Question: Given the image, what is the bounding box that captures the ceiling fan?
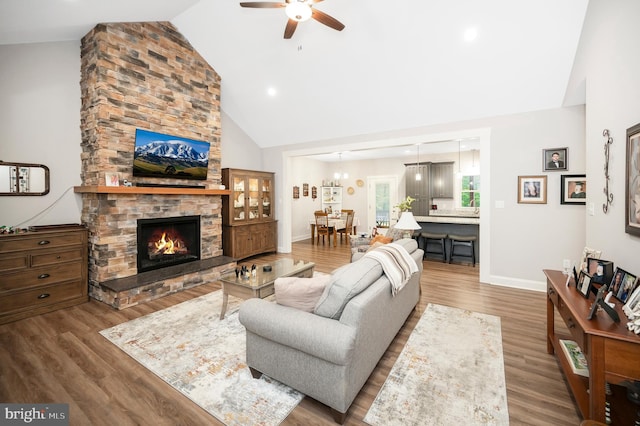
[239,0,345,39]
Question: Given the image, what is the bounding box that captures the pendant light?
[415,144,422,181]
[334,152,348,180]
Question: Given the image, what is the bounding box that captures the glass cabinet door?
[248,177,260,220]
[233,176,245,222]
[261,177,272,219]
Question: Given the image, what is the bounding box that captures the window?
[461,175,480,207]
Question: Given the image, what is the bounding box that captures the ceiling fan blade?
[284,19,298,39]
[311,8,345,32]
[239,2,286,8]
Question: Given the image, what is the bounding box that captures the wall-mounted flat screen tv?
[133,129,210,180]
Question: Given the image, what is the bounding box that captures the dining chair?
[337,210,354,243]
[314,211,333,245]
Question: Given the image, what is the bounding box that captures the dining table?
[309,216,359,246]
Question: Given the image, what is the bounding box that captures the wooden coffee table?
[219,258,315,319]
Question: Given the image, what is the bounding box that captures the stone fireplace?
[137,215,201,273]
[76,22,235,309]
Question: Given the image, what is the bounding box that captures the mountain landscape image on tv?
[133,129,210,180]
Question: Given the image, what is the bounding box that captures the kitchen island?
[414,213,479,263]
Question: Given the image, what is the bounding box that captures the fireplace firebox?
[137,216,201,273]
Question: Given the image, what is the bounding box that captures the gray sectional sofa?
[238,238,423,423]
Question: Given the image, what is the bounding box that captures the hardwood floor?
[0,240,580,426]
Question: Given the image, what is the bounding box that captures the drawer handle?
[38,240,51,245]
[548,288,555,296]
[567,318,575,329]
[37,293,50,299]
[38,273,50,279]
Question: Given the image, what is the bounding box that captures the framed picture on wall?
[543,147,568,171]
[625,122,640,236]
[517,175,547,204]
[561,174,586,205]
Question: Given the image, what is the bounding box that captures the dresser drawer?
[31,247,84,267]
[0,254,29,272]
[0,263,83,292]
[0,280,85,313]
[604,338,640,379]
[0,232,85,253]
[556,297,586,350]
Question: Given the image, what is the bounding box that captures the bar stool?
[421,232,447,262]
[448,234,477,267]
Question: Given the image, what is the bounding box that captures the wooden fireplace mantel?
[74,186,231,196]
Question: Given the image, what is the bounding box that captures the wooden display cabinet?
[545,269,640,424]
[222,168,277,259]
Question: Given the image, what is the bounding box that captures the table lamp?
[395,211,421,239]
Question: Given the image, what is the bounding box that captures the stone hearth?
[77,22,234,308]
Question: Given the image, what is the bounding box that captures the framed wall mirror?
[0,161,50,195]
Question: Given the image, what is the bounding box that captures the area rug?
[99,291,303,426]
[364,304,509,425]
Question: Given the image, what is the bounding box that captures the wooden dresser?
[545,269,640,424]
[0,226,88,324]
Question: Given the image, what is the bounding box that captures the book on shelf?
[559,339,589,377]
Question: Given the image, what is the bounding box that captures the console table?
[545,269,640,423]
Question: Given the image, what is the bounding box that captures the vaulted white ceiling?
[0,0,589,150]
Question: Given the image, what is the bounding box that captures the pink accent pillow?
[275,274,331,312]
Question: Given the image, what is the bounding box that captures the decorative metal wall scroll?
[603,129,614,213]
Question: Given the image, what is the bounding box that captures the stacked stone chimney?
[78,22,230,308]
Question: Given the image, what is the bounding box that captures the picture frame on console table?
[625,122,640,236]
[586,258,614,285]
[609,267,638,303]
[579,246,601,273]
[576,271,592,298]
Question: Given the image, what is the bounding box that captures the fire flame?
[154,232,179,255]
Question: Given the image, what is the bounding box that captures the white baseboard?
[485,275,546,292]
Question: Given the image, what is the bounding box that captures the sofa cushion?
[314,258,383,319]
[274,274,331,312]
[385,224,405,241]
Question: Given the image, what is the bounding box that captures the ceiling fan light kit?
[285,2,312,21]
[240,0,344,39]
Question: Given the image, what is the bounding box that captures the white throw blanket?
[363,242,419,296]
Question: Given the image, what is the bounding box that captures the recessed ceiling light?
[267,87,277,97]
[463,27,478,42]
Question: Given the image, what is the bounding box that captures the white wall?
[266,105,586,291]
[577,0,640,271]
[221,109,263,171]
[0,41,82,228]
